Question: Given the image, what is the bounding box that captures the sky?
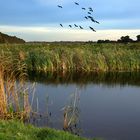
[0,0,140,41]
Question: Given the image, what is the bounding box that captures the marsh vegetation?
[0,42,140,140]
[0,51,31,120]
[0,42,140,73]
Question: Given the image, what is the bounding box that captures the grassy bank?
[0,120,99,140]
[0,42,140,72]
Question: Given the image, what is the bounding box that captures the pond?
[27,72,140,140]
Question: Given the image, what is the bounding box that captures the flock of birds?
[57,2,100,32]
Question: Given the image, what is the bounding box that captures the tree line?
[0,32,25,44]
[97,35,140,43]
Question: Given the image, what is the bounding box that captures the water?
[28,72,140,140]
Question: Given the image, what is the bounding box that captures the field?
[0,42,140,73]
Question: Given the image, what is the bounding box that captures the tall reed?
[0,50,30,120]
[0,42,140,73]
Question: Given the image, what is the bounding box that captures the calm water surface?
[28,72,140,140]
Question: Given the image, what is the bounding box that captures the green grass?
[0,120,100,140]
[0,42,140,72]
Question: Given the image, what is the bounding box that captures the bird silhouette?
[60,24,63,27]
[88,12,92,15]
[95,20,100,24]
[89,26,96,32]
[84,16,88,19]
[89,9,93,12]
[74,2,79,5]
[74,24,78,27]
[89,7,93,10]
[57,5,63,8]
[56,2,99,32]
[90,18,96,22]
[87,16,93,19]
[79,26,83,29]
[82,8,86,10]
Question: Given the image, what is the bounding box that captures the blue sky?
[0,0,140,41]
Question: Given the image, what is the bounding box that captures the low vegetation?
[0,120,92,140]
[0,42,140,73]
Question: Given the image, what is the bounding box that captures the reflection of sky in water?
[28,81,140,140]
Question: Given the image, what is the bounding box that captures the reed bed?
[0,50,31,120]
[0,42,140,73]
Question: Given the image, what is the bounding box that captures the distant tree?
[97,40,104,43]
[136,35,140,42]
[97,39,115,43]
[0,32,25,43]
[104,40,110,43]
[118,36,133,43]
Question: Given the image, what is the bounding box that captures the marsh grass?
[0,42,140,73]
[0,50,31,120]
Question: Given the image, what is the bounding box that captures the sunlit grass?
[0,120,95,140]
[0,42,140,72]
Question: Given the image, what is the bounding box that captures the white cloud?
[0,25,140,41]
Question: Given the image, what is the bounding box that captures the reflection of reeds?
[62,88,81,135]
[0,51,30,120]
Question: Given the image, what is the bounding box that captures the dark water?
[28,72,140,140]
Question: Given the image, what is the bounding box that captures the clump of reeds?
[0,50,30,120]
[62,88,81,135]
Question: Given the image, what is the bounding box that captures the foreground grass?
[0,42,140,72]
[0,120,99,140]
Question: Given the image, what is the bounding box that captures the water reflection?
[26,72,140,140]
[62,88,81,136]
[28,71,140,86]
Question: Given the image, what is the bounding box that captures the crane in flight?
[60,24,63,27]
[74,24,78,27]
[69,25,72,28]
[82,8,86,10]
[89,26,96,32]
[57,5,63,8]
[56,1,100,32]
[74,2,79,5]
[79,26,83,29]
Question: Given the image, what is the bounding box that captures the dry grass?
[0,50,30,120]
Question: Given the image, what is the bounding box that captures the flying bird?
[79,26,83,29]
[74,2,79,5]
[89,26,96,32]
[87,16,93,19]
[95,20,100,24]
[74,24,78,27]
[89,9,93,12]
[90,18,96,22]
[88,12,92,15]
[82,8,86,10]
[57,5,63,8]
[57,2,99,32]
[84,16,88,19]
[60,24,63,27]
